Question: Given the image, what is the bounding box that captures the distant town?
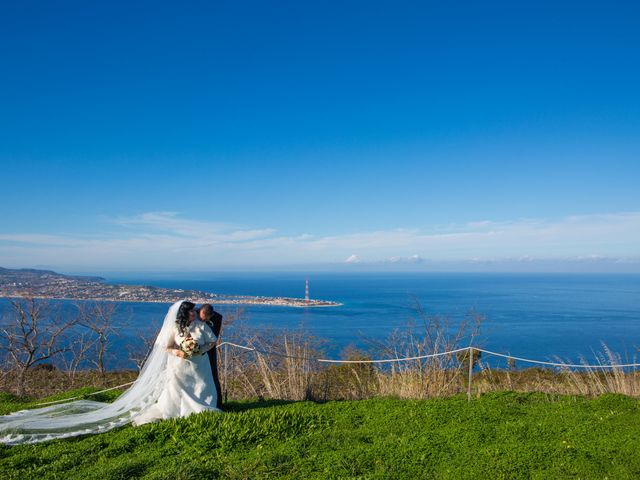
[0,267,342,308]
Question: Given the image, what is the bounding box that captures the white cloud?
[345,254,362,264]
[388,254,424,264]
[1,211,639,271]
[113,212,276,242]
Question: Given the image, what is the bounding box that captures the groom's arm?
[199,342,216,354]
[210,311,223,337]
[201,312,222,355]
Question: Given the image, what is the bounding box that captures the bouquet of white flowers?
[179,335,200,358]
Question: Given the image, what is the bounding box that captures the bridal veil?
[0,301,183,445]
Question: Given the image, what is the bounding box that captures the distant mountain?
[0,267,105,284]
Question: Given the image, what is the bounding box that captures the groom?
[198,304,224,410]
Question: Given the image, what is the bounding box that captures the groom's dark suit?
[203,310,223,410]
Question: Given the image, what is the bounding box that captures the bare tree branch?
[75,301,121,383]
[0,297,78,395]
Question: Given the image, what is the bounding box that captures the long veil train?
[0,301,183,445]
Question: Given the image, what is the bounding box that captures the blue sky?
[1,1,639,273]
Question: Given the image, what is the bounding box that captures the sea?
[2,273,640,369]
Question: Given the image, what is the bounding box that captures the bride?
[0,300,222,445]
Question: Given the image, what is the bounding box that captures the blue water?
[2,273,640,368]
[111,273,640,364]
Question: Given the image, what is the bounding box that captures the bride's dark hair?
[176,301,195,336]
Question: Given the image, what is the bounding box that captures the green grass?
[1,390,640,479]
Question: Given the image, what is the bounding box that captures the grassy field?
[1,390,639,479]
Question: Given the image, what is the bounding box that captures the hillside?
[0,267,105,284]
[1,390,639,479]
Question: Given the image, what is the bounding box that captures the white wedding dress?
[0,301,221,445]
[133,318,220,425]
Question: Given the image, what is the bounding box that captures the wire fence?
[32,341,640,406]
[218,342,640,368]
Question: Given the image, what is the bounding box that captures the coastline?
[0,294,343,308]
[0,267,342,308]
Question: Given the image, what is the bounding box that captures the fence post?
[467,346,474,402]
[223,342,229,404]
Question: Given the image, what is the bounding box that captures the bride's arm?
[165,333,186,359]
[199,322,218,354]
[166,345,186,358]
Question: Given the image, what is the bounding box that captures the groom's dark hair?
[176,301,196,336]
[200,303,222,336]
[199,304,214,320]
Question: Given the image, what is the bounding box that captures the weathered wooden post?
[223,342,229,404]
[467,346,474,402]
